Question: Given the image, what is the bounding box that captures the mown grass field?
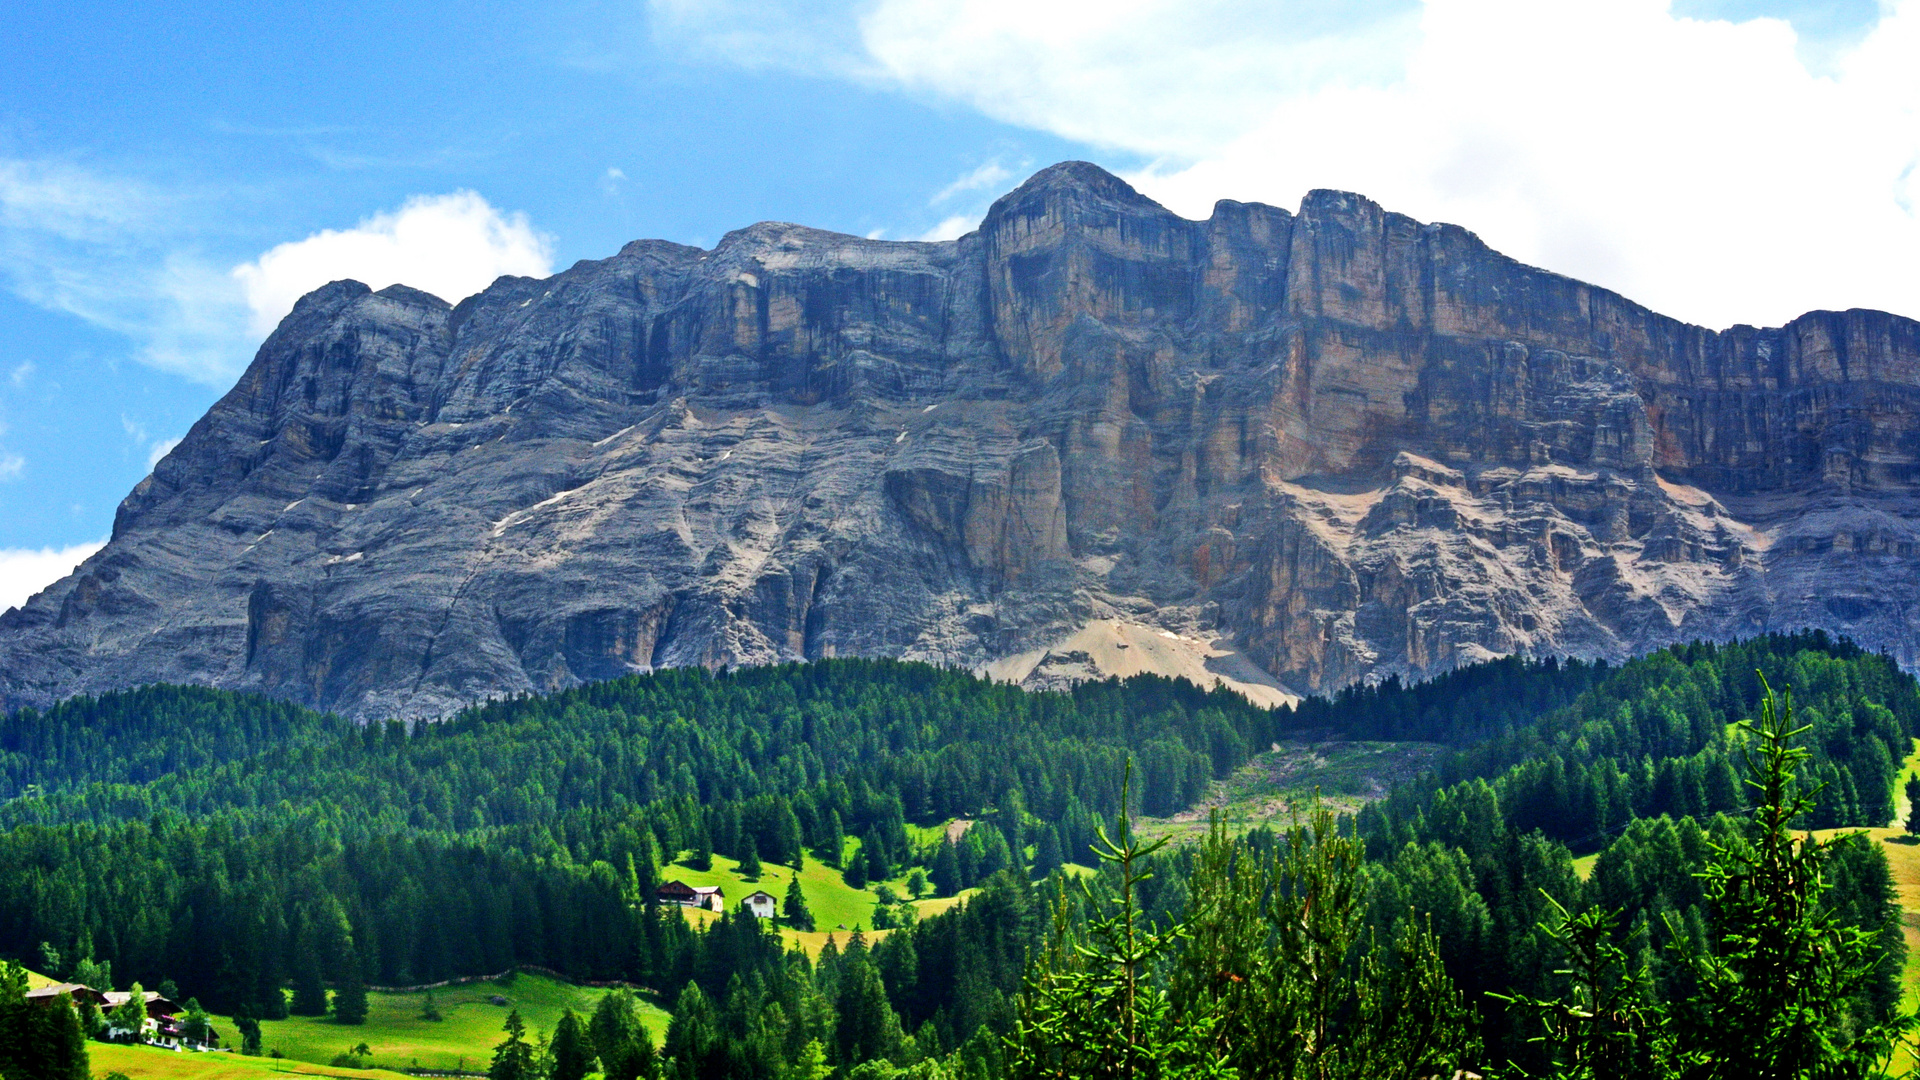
[241,971,667,1076]
[91,1041,415,1079]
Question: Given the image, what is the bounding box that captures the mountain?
[4,161,1918,720]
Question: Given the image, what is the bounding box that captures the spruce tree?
[0,965,90,1080]
[861,829,891,881]
[932,841,962,897]
[784,875,816,931]
[1171,806,1479,1080]
[332,958,368,1026]
[489,1009,535,1080]
[1904,774,1920,835]
[826,811,847,868]
[590,989,652,1080]
[1009,771,1231,1080]
[290,943,328,1016]
[843,845,869,889]
[1034,827,1064,879]
[1665,680,1916,1076]
[233,1014,262,1056]
[664,983,719,1080]
[551,1008,596,1080]
[835,955,902,1065]
[739,845,762,880]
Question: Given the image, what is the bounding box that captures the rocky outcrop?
[4,162,1919,719]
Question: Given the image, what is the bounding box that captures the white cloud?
[0,165,554,384]
[0,453,21,480]
[917,214,978,241]
[663,0,1920,329]
[0,540,104,614]
[233,191,554,337]
[859,0,1418,158]
[147,437,181,469]
[7,362,30,388]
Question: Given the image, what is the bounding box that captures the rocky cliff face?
[5,162,1918,719]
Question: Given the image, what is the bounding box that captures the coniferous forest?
[1,631,1916,1078]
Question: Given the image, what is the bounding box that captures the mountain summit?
[5,162,1918,719]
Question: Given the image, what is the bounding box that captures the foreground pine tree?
[1009,768,1233,1080]
[1505,679,1916,1079]
[1177,805,1479,1080]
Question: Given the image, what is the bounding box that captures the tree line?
[0,635,1913,1077]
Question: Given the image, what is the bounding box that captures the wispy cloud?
[0,453,22,481]
[146,437,181,469]
[0,158,256,385]
[932,160,1015,204]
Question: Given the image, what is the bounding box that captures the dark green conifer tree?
[825,811,847,867]
[1034,827,1063,879]
[784,875,816,932]
[551,1008,596,1080]
[289,942,328,1016]
[739,845,762,880]
[233,1014,262,1056]
[664,983,719,1080]
[590,989,652,1080]
[843,844,869,889]
[489,1009,535,1080]
[332,957,368,1026]
[932,842,962,898]
[835,954,902,1066]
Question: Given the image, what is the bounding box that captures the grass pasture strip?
[91,1042,415,1079]
[248,971,666,1075]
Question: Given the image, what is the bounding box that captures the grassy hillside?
[247,972,666,1075]
[91,1043,414,1079]
[664,845,976,956]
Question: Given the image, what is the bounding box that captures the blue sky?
[0,0,1914,606]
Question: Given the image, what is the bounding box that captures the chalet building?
[742,890,778,918]
[94,990,218,1050]
[656,880,724,911]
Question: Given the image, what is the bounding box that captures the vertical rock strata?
[4,162,1917,719]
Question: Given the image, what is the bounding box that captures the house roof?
[102,990,179,1015]
[689,885,722,895]
[25,983,109,1005]
[744,890,777,902]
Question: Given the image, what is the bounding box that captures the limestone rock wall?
[5,162,1918,719]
